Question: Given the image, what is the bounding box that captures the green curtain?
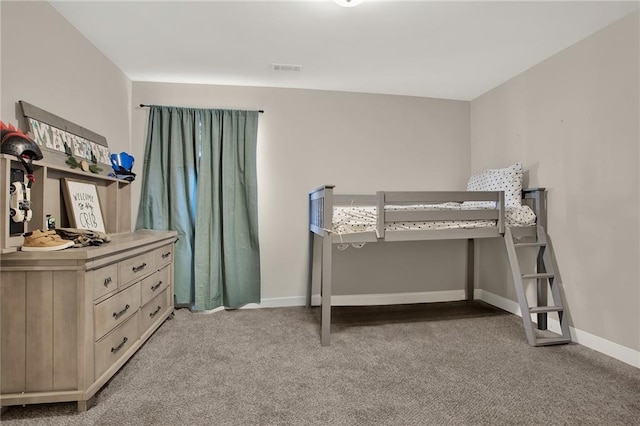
[136,106,260,310]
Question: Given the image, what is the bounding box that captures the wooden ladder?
[504,225,571,346]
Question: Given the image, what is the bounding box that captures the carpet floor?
[2,301,639,425]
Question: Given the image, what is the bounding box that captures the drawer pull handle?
[111,337,128,353]
[149,305,162,318]
[113,304,130,319]
[132,263,147,273]
[103,276,113,286]
[151,281,163,291]
[162,252,171,259]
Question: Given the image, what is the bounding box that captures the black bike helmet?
[1,121,44,187]
[1,121,43,161]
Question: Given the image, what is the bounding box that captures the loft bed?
[307,164,571,347]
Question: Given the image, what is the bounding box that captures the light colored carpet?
[2,301,639,425]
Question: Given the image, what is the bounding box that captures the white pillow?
[466,163,523,208]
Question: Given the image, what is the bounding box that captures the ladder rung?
[514,242,546,248]
[521,273,554,280]
[534,337,571,346]
[529,305,562,314]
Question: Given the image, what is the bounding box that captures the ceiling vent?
[272,63,303,72]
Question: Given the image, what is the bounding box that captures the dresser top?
[0,229,177,266]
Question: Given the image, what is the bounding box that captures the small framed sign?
[62,178,106,233]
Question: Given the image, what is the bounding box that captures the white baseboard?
[249,296,308,308]
[198,297,311,312]
[475,289,640,369]
[327,290,466,306]
[255,290,466,308]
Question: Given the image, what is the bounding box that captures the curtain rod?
[139,104,264,113]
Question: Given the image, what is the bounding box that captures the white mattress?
[332,203,536,236]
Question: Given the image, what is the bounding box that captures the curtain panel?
[136,106,260,310]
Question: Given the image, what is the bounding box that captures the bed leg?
[308,234,323,307]
[466,239,475,301]
[307,232,314,308]
[321,236,332,346]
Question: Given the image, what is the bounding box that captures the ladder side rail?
[504,227,537,346]
[539,226,572,340]
[523,188,548,329]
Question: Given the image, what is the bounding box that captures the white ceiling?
[50,0,639,101]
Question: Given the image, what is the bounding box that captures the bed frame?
[308,185,561,346]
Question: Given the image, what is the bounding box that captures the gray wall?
[0,1,132,156]
[470,12,640,351]
[132,83,471,301]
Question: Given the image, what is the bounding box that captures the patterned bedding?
[332,203,536,236]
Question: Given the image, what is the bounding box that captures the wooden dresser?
[0,150,177,411]
[0,229,177,411]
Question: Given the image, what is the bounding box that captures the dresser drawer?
[94,313,138,379]
[94,283,140,341]
[118,252,154,286]
[140,265,170,306]
[140,288,170,334]
[90,263,119,301]
[155,244,173,268]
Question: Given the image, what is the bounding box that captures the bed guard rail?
[310,186,509,239]
[377,190,506,239]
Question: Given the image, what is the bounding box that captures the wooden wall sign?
[19,101,111,168]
